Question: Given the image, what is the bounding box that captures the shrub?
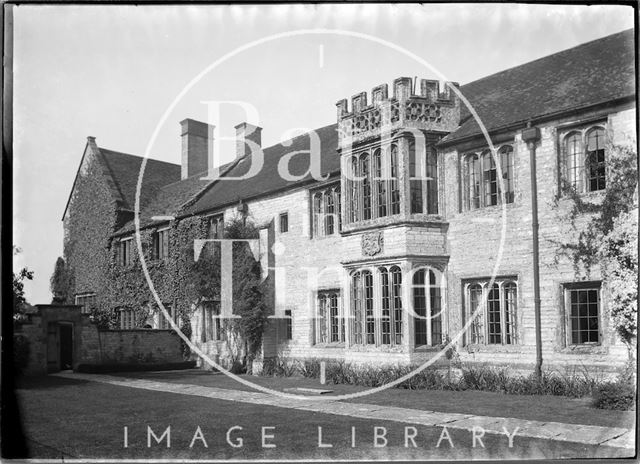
[271,358,298,377]
[300,359,322,378]
[593,380,636,410]
[230,360,245,374]
[254,356,622,401]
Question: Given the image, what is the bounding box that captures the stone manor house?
[62,30,636,372]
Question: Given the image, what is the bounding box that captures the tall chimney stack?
[180,119,214,180]
[235,122,262,160]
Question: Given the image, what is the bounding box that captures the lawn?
[13,375,632,460]
[112,369,635,429]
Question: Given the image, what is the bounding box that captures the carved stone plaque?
[361,231,384,256]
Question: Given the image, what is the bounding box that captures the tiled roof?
[107,29,634,236]
[114,159,238,235]
[442,29,635,144]
[98,148,181,211]
[182,123,340,216]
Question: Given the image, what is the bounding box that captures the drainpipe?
[522,123,543,378]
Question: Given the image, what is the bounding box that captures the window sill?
[558,189,605,202]
[311,232,341,241]
[558,343,606,355]
[414,345,443,352]
[464,343,522,353]
[314,342,346,348]
[348,344,406,352]
[460,200,517,215]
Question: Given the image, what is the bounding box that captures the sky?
[12,3,634,304]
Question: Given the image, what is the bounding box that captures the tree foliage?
[225,217,271,366]
[50,256,74,304]
[13,247,34,320]
[601,209,638,351]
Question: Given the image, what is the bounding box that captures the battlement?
[336,77,461,147]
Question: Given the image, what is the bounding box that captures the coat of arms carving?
[361,231,384,256]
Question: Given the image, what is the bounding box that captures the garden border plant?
[259,357,633,409]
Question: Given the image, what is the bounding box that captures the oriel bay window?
[345,144,401,224]
[561,126,606,193]
[463,145,515,211]
[316,291,344,344]
[463,278,518,345]
[412,268,443,346]
[350,266,403,346]
[312,186,341,237]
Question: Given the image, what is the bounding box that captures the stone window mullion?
[425,272,432,346]
[498,281,506,345]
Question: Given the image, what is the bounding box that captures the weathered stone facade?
[63,31,636,375]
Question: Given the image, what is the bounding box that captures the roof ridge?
[100,147,180,168]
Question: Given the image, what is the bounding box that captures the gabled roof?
[182,123,340,217]
[114,158,239,235]
[112,123,339,236]
[62,140,181,221]
[442,29,635,145]
[99,148,181,211]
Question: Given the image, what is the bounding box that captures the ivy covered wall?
[64,150,118,312]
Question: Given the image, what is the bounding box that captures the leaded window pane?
[586,128,606,192]
[391,266,403,345]
[569,288,599,344]
[390,145,401,215]
[426,146,438,214]
[487,284,502,344]
[469,284,484,344]
[565,132,584,191]
[409,138,424,214]
[374,149,387,218]
[352,272,363,344]
[413,270,427,346]
[499,146,515,204]
[363,271,375,344]
[380,268,391,345]
[429,270,442,345]
[483,151,498,207]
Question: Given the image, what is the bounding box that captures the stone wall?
[80,329,185,365]
[15,305,185,375]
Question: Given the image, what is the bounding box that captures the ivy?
[65,153,271,364]
[226,218,271,367]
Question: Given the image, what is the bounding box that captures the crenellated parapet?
[336,77,460,147]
